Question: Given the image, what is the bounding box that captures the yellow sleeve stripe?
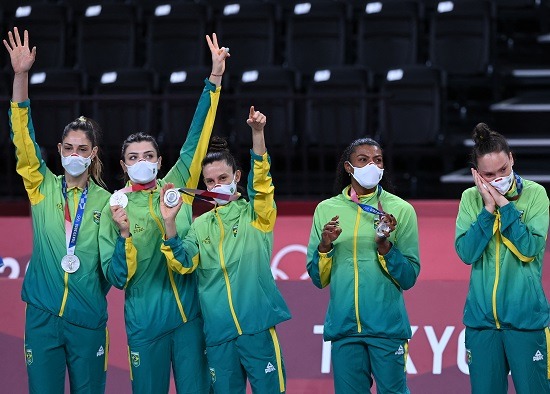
[318,252,333,288]
[182,88,221,206]
[545,327,550,379]
[501,234,536,263]
[251,153,276,232]
[496,212,535,263]
[10,102,45,205]
[160,243,198,274]
[377,254,401,287]
[124,238,137,289]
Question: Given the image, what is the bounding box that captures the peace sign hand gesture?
[206,33,229,82]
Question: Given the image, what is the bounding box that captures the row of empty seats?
[0,64,453,197]
[0,0,548,79]
[0,0,548,200]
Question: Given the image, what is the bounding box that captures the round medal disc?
[61,254,80,273]
[164,188,180,208]
[110,192,128,208]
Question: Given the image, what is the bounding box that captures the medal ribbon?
[62,177,88,256]
[179,187,240,203]
[115,179,157,194]
[349,185,385,217]
[507,173,523,201]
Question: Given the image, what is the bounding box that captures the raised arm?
[164,33,229,198]
[245,106,275,232]
[4,28,52,205]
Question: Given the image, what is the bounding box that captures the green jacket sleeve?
[164,79,221,206]
[376,203,420,290]
[98,202,138,289]
[248,150,276,233]
[163,222,200,275]
[8,100,51,205]
[499,188,549,261]
[306,205,333,289]
[455,189,496,265]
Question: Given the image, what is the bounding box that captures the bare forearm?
[252,130,266,155]
[12,71,29,102]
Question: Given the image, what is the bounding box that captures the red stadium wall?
[1,200,548,393]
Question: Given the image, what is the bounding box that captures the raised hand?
[3,28,36,74]
[110,205,130,239]
[247,105,267,155]
[206,33,230,78]
[246,106,267,133]
[319,216,342,253]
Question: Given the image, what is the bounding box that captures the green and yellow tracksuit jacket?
[162,150,291,347]
[98,80,220,346]
[307,186,420,342]
[455,176,550,330]
[9,100,111,329]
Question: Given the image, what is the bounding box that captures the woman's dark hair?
[62,116,106,188]
[334,137,394,195]
[120,132,160,160]
[470,123,511,166]
[202,136,247,197]
[202,136,238,171]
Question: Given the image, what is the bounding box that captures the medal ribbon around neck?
[62,177,88,257]
[507,173,523,201]
[349,185,385,217]
[116,179,157,194]
[110,180,157,207]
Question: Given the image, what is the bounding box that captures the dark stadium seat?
[213,1,278,77]
[378,65,449,196]
[354,0,422,77]
[144,2,208,82]
[75,3,138,81]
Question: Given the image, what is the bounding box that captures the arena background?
[1,0,550,392]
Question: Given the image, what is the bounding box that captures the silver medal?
[61,254,80,273]
[110,192,128,208]
[164,188,181,208]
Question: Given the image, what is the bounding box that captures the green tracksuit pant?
[24,304,108,394]
[466,327,550,393]
[128,317,211,394]
[331,336,410,394]
[205,327,286,394]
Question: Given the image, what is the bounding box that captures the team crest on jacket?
[25,349,33,365]
[130,351,140,367]
[93,210,101,225]
[466,349,472,365]
[232,224,238,237]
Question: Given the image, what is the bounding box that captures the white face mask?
[489,170,514,195]
[347,162,384,190]
[60,153,92,177]
[125,160,158,184]
[209,176,237,205]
